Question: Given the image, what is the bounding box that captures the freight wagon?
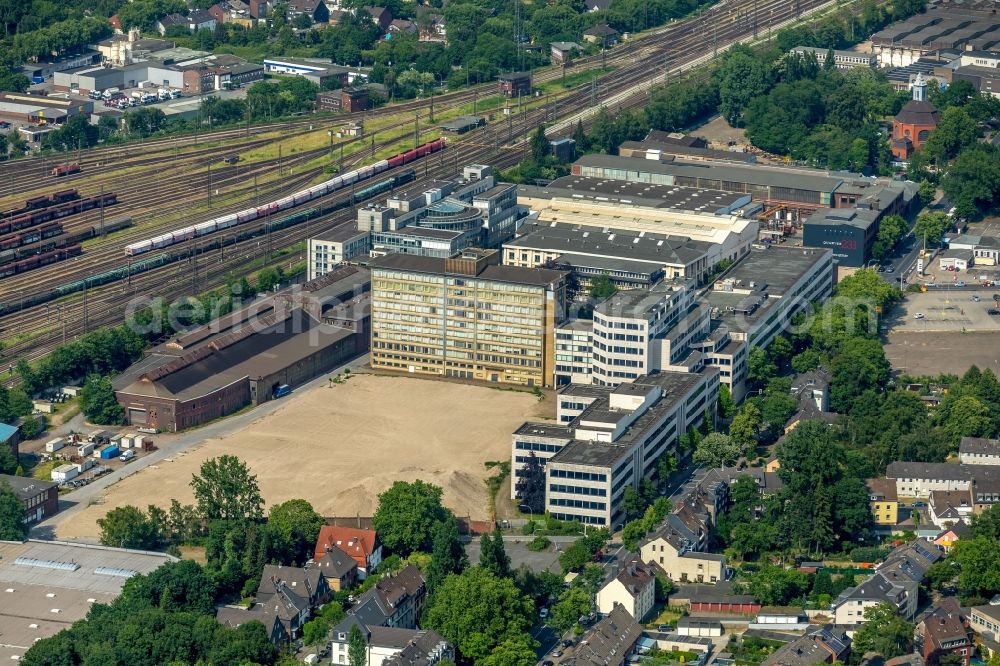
[52,163,81,177]
[0,192,118,235]
[123,139,445,257]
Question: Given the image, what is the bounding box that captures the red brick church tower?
[891,73,939,160]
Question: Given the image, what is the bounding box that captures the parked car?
[989,308,1000,316]
[913,501,927,507]
[539,608,549,619]
[914,313,925,319]
[956,281,966,287]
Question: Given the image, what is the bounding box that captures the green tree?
[515,453,545,515]
[0,482,27,541]
[851,602,914,658]
[0,447,16,476]
[348,624,367,666]
[952,536,1000,597]
[693,432,740,469]
[942,144,1000,220]
[479,525,511,579]
[941,395,991,440]
[923,107,978,163]
[427,516,467,594]
[477,635,539,666]
[572,119,589,153]
[530,124,550,163]
[19,415,42,440]
[913,211,951,248]
[718,383,735,419]
[971,504,1000,540]
[718,45,772,126]
[80,374,125,425]
[190,455,264,522]
[588,272,617,300]
[550,586,590,632]
[422,567,535,662]
[120,559,216,614]
[747,346,776,386]
[255,266,284,292]
[97,505,161,550]
[919,179,936,205]
[373,480,448,554]
[872,214,907,261]
[729,402,762,450]
[267,499,324,565]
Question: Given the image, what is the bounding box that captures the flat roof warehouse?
[0,540,175,662]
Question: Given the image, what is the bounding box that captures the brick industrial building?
[114,267,370,432]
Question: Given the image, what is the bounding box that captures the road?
[29,354,368,540]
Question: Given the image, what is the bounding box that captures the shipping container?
[99,445,120,459]
[45,437,66,453]
[51,464,79,482]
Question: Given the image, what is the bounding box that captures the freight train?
[0,192,118,235]
[0,245,82,279]
[0,218,132,266]
[0,171,415,315]
[124,139,445,257]
[1,189,79,219]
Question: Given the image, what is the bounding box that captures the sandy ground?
[54,375,550,540]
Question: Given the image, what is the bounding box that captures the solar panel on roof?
[95,566,139,578]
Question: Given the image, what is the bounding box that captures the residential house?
[330,623,453,666]
[833,540,942,625]
[254,579,311,638]
[307,545,358,591]
[933,520,971,550]
[885,462,1000,499]
[156,10,217,35]
[639,518,726,584]
[867,478,900,526]
[552,604,642,666]
[216,606,286,644]
[584,0,612,11]
[929,489,973,528]
[595,558,656,621]
[582,24,619,45]
[761,625,850,666]
[884,656,927,666]
[959,437,1000,466]
[315,525,382,578]
[287,0,329,25]
[550,41,582,64]
[363,6,392,31]
[918,602,971,666]
[332,565,426,633]
[0,474,58,524]
[418,13,445,41]
[388,19,416,35]
[498,71,532,98]
[784,368,835,433]
[329,566,431,664]
[257,564,331,608]
[207,4,227,24]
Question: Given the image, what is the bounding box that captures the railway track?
[0,0,835,374]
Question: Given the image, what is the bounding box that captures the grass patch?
[647,607,685,628]
[31,460,59,481]
[177,545,208,564]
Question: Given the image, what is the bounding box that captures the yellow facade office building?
[370,249,567,387]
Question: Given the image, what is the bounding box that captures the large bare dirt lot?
[55,375,549,540]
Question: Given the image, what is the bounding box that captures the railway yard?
[0,0,835,375]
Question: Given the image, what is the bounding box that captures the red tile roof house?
[315,526,383,579]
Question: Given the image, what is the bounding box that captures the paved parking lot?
[889,291,1000,333]
[465,537,563,574]
[885,330,1000,377]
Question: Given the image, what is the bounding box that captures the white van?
[120,450,136,462]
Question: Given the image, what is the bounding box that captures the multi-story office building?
[704,246,834,351]
[592,282,709,386]
[554,319,594,385]
[308,227,372,280]
[370,249,567,387]
[511,368,718,526]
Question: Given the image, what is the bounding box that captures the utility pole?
[278,144,282,176]
[99,184,105,237]
[339,141,344,174]
[664,55,669,86]
[414,112,420,148]
[207,161,212,208]
[83,278,89,333]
